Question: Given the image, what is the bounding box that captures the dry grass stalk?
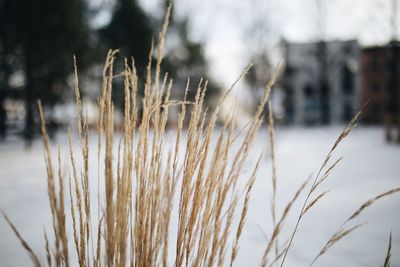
[309,222,366,266]
[74,55,93,266]
[267,239,290,267]
[261,179,309,267]
[39,101,70,267]
[311,187,400,266]
[2,212,41,267]
[44,230,51,267]
[383,232,392,267]
[268,102,277,221]
[230,154,262,267]
[346,187,400,222]
[279,105,366,267]
[303,190,330,216]
[267,101,279,265]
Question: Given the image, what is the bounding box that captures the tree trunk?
[24,46,35,147]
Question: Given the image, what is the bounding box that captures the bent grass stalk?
[278,103,366,267]
[383,232,392,267]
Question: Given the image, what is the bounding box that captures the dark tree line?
[0,0,90,144]
[0,0,216,145]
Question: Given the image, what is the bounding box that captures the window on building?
[370,82,380,93]
[304,85,314,98]
[285,65,295,76]
[303,84,319,125]
[342,103,353,122]
[370,57,379,72]
[343,45,352,55]
[366,103,382,123]
[342,65,354,94]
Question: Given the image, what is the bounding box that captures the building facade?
[361,41,400,142]
[283,40,360,125]
[361,42,400,122]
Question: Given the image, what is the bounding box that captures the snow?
[0,126,399,267]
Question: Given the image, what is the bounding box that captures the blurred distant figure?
[384,0,400,143]
[385,41,400,143]
[23,103,34,148]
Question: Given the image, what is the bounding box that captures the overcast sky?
[92,0,400,86]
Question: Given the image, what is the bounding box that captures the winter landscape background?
[1,0,400,266]
[1,126,399,266]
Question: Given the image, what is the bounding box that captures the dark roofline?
[362,40,400,51]
[283,39,359,47]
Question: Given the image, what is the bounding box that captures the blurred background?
[1,1,400,266]
[0,0,399,144]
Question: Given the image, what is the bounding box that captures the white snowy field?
[0,126,399,267]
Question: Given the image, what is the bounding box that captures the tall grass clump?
[3,4,400,267]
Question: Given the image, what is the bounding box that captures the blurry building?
[361,41,400,142]
[360,42,400,123]
[283,40,360,125]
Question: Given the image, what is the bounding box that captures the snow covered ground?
[0,126,399,267]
